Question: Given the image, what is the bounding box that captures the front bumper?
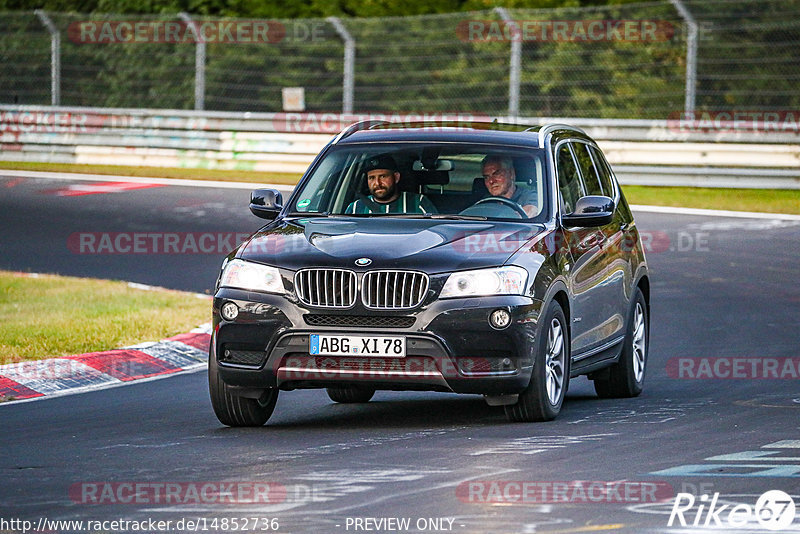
[211,287,544,396]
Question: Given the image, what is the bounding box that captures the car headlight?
[219,259,284,294]
[440,266,528,298]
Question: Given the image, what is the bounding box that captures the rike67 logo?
[668,490,796,531]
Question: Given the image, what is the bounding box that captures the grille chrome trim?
[362,270,429,310]
[295,268,357,308]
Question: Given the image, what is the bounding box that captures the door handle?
[581,232,605,249]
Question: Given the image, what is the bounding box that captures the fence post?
[327,17,355,114]
[669,0,697,117]
[179,12,206,110]
[34,10,60,106]
[494,8,520,119]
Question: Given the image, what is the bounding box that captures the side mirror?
[249,189,283,220]
[562,195,614,228]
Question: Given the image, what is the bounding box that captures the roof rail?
[332,120,390,144]
[537,123,587,145]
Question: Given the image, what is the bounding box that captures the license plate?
[310,334,406,357]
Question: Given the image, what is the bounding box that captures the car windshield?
[288,143,550,222]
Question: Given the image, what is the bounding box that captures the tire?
[326,387,375,404]
[505,300,569,422]
[594,287,648,398]
[209,358,278,427]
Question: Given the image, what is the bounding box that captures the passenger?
[345,155,437,214]
[481,155,537,217]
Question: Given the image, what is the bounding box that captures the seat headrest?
[472,177,489,196]
[415,170,449,186]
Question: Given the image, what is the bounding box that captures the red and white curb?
[0,323,211,404]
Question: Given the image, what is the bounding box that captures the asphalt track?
[1,172,799,534]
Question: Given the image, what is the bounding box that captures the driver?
[482,155,537,217]
[345,154,437,214]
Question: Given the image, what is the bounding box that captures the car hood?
[238,217,546,273]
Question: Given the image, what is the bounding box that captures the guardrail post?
[327,17,355,114]
[179,12,206,110]
[494,8,520,119]
[669,0,698,117]
[34,10,60,106]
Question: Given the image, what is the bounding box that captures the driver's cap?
[364,154,398,173]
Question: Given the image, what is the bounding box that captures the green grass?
[0,161,302,185]
[623,186,800,215]
[3,162,799,214]
[0,271,211,365]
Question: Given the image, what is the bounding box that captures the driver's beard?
[372,186,398,202]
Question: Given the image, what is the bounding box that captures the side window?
[556,143,583,214]
[588,145,616,198]
[572,142,603,196]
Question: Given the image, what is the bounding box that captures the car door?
[555,141,602,357]
[571,141,628,348]
[589,144,636,327]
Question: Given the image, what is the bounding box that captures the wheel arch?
[635,272,650,320]
[540,280,571,343]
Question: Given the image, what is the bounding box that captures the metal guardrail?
[1,106,799,188]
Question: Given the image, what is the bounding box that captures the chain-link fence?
[1,0,799,119]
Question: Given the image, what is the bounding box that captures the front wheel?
[505,300,569,422]
[594,287,648,398]
[209,360,278,427]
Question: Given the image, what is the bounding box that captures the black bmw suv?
[209,121,650,426]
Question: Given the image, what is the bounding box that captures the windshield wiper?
[353,213,489,221]
[428,214,488,221]
[290,212,488,221]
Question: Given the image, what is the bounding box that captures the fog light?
[221,301,239,321]
[489,309,511,329]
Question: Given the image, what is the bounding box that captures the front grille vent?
[304,314,415,328]
[362,270,428,310]
[295,268,357,308]
[222,349,265,367]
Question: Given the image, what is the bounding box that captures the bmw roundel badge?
[355,258,372,266]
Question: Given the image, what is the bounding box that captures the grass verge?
[0,271,210,365]
[2,162,799,214]
[623,185,800,215]
[0,161,301,185]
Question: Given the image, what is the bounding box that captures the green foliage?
[1,0,799,118]
[1,0,647,17]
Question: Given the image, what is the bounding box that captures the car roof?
[333,121,591,148]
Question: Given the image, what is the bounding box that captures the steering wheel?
[468,197,527,218]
